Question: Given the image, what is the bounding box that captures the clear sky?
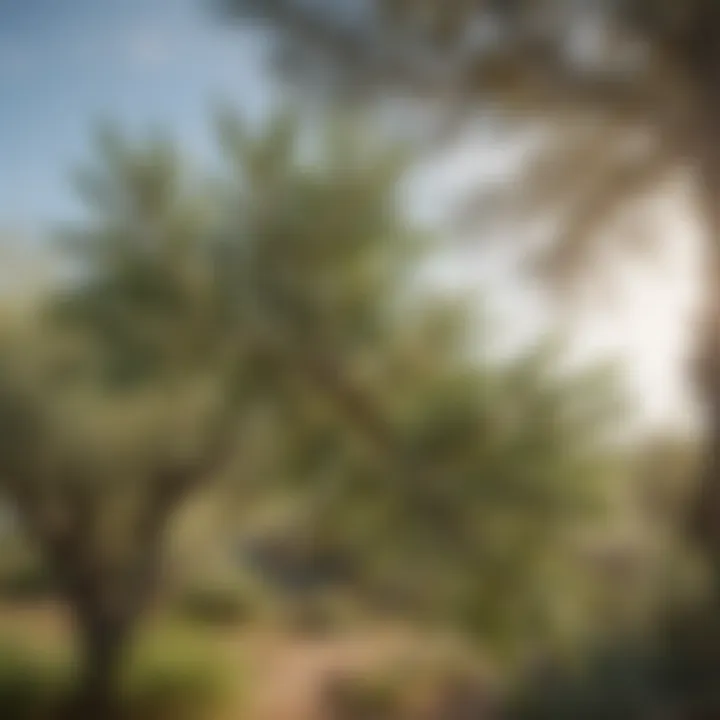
[0,0,271,230]
[0,0,700,431]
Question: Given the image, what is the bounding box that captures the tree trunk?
[675,4,720,592]
[69,610,133,720]
[689,131,720,586]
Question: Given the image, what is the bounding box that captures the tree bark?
[688,126,720,585]
[62,478,191,719]
[62,532,166,719]
[70,610,132,720]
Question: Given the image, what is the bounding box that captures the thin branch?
[536,144,677,286]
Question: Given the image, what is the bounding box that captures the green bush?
[0,553,56,601]
[506,643,662,720]
[123,628,232,720]
[506,608,720,720]
[0,641,73,720]
[177,575,264,627]
[0,629,232,720]
[655,604,720,717]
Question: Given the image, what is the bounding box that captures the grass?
[0,622,235,720]
[123,623,236,720]
[0,640,73,719]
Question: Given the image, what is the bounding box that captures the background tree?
[260,311,629,659]
[215,113,631,660]
[0,130,251,717]
[0,111,632,715]
[220,0,720,580]
[0,115,454,716]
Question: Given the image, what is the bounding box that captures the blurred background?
[1,1,720,718]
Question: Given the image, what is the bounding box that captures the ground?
[0,601,429,720]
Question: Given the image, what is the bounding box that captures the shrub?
[655,604,720,717]
[176,575,264,627]
[122,625,234,720]
[0,641,73,720]
[506,643,662,720]
[0,628,232,720]
[506,607,720,720]
[0,553,55,601]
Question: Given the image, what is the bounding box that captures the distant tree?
[270,313,627,658]
[0,131,248,717]
[0,115,425,717]
[0,113,625,715]
[213,115,627,658]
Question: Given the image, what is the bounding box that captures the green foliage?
[268,329,626,656]
[218,0,720,570]
[0,631,230,720]
[506,600,720,720]
[655,602,720,718]
[0,547,55,602]
[506,643,660,720]
[213,110,422,368]
[177,574,265,627]
[0,641,73,720]
[212,114,627,654]
[0,108,637,699]
[122,626,233,720]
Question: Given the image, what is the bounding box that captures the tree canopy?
[218,0,720,573]
[0,111,633,713]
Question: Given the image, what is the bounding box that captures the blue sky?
[0,0,271,231]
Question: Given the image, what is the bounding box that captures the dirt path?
[0,602,424,720]
[236,630,416,720]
